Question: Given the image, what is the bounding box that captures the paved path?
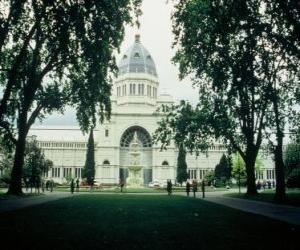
[177,192,300,226]
[0,192,78,213]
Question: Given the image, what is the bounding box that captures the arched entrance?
[119,126,153,185]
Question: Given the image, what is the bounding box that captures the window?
[134,52,140,58]
[75,168,82,178]
[103,160,110,165]
[105,129,109,137]
[189,170,197,179]
[130,84,133,95]
[63,168,72,178]
[162,161,169,166]
[133,84,136,95]
[52,167,61,178]
[138,84,144,95]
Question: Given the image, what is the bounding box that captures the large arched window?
[120,126,152,148]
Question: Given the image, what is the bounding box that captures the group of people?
[166,179,206,198]
[70,178,80,194]
[256,180,275,190]
[24,177,55,193]
[186,180,206,198]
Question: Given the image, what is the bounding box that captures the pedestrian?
[76,178,80,192]
[41,179,45,193]
[201,180,205,198]
[50,179,54,192]
[267,181,271,189]
[192,180,198,198]
[120,179,125,193]
[70,179,75,194]
[167,180,172,195]
[262,180,266,190]
[186,181,191,197]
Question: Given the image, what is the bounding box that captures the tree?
[23,138,53,191]
[231,153,247,193]
[83,128,95,187]
[214,154,232,186]
[0,0,141,195]
[284,143,300,188]
[176,143,188,185]
[172,0,299,197]
[153,101,213,185]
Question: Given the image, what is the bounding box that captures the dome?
[118,34,157,77]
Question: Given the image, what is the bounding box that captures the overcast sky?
[40,0,199,126]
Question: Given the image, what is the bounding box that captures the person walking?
[192,180,198,198]
[120,179,125,193]
[186,181,191,197]
[201,180,205,198]
[167,180,172,195]
[50,179,54,192]
[76,178,80,192]
[70,179,75,194]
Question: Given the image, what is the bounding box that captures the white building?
[29,35,276,185]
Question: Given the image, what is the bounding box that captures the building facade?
[29,35,276,185]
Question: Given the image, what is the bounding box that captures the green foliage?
[0,0,141,194]
[176,144,188,184]
[284,143,300,172]
[204,170,215,186]
[231,153,247,186]
[153,100,213,154]
[82,128,95,186]
[23,138,53,185]
[284,143,300,188]
[214,154,232,186]
[286,169,300,188]
[172,0,299,196]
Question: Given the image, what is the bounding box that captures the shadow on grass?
[0,195,299,250]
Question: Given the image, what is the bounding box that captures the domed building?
[28,35,276,185]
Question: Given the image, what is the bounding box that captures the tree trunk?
[7,112,28,195]
[245,152,257,195]
[273,94,286,202]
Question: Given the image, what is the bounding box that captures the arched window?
[134,52,140,58]
[103,160,110,165]
[162,161,169,166]
[120,126,152,148]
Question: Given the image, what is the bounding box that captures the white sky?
[40,0,199,126]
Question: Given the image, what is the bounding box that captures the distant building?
[29,35,276,185]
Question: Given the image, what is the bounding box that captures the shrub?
[286,168,300,188]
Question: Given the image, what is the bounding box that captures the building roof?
[118,34,157,77]
[29,126,88,142]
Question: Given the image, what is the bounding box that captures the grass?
[225,189,300,207]
[52,186,229,193]
[0,195,298,250]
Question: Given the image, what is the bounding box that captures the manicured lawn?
[226,189,300,207]
[0,195,298,250]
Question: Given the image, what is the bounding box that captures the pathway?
[177,191,300,226]
[0,191,79,213]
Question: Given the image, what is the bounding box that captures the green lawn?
[225,189,300,207]
[0,195,298,250]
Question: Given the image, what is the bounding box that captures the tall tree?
[215,154,231,185]
[0,0,141,195]
[176,143,188,185]
[83,128,95,187]
[172,0,299,196]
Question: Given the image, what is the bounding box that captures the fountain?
[126,132,143,187]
